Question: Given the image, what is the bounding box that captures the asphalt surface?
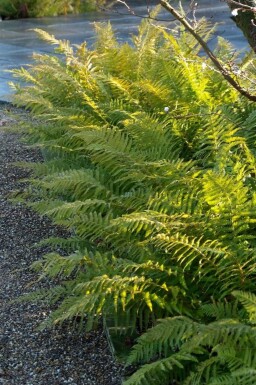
[0,1,248,101]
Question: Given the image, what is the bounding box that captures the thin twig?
[160,0,256,102]
[226,0,256,13]
[100,1,175,22]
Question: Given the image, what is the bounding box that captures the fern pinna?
[11,7,256,384]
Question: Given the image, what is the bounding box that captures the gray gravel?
[0,103,123,385]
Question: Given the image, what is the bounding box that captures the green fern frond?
[183,356,219,385]
[154,233,226,271]
[233,291,256,324]
[124,352,197,385]
[44,199,109,221]
[127,317,199,365]
[208,369,256,385]
[31,251,86,278]
[200,299,240,320]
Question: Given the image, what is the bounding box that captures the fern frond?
[200,299,240,320]
[127,317,199,365]
[32,29,74,56]
[233,291,256,324]
[208,369,256,385]
[124,352,196,385]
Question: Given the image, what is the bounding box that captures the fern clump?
[10,9,256,384]
[125,292,256,385]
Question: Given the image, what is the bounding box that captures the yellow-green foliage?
[11,14,256,384]
[0,0,105,18]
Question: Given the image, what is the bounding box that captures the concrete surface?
[0,1,247,101]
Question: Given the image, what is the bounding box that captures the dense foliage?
[0,0,106,19]
[11,9,256,384]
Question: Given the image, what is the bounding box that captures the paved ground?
[0,1,247,101]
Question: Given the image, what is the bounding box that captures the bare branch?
[116,0,135,15]
[227,0,256,12]
[100,0,175,22]
[159,0,256,102]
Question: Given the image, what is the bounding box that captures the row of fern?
[11,8,256,384]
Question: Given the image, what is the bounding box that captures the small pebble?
[0,103,123,385]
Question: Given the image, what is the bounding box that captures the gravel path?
[0,103,123,385]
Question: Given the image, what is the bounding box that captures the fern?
[125,293,256,385]
[9,12,256,384]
